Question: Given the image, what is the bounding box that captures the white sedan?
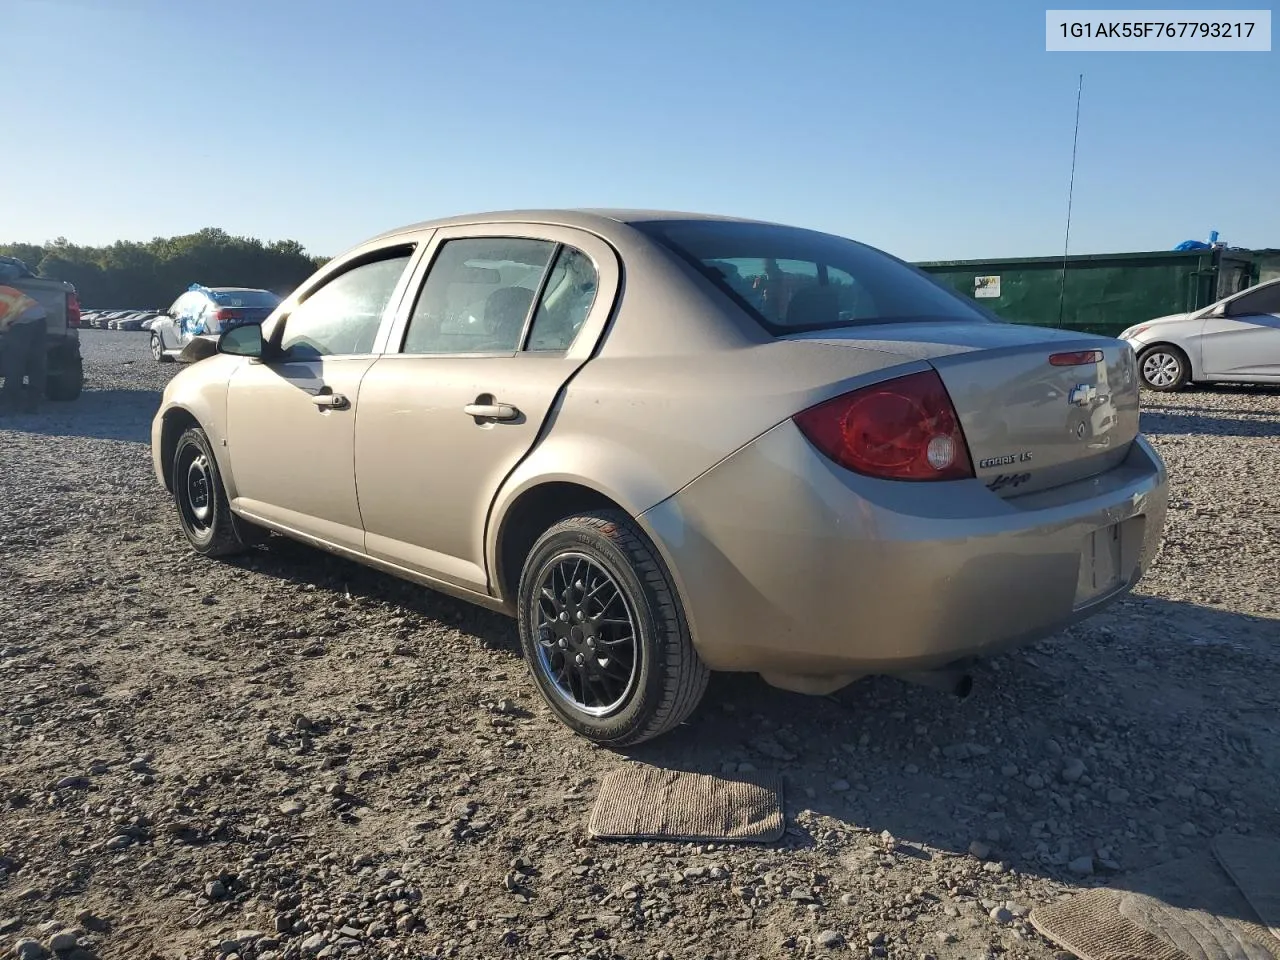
[1120,277,1280,390]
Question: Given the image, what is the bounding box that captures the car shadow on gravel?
[2,389,162,443]
[232,535,520,653]
[1141,406,1280,437]
[618,594,1278,926]
[213,531,1277,927]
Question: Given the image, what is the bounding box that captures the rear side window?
[527,246,598,352]
[634,220,988,335]
[279,250,412,359]
[402,238,555,354]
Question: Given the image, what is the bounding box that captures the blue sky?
[8,0,1277,260]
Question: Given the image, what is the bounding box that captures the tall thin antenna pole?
[1057,73,1084,328]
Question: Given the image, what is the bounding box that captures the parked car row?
[76,286,286,365]
[80,309,164,331]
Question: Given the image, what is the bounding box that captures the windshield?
[634,220,990,335]
[212,289,281,308]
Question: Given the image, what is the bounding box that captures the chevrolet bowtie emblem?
[1068,383,1097,406]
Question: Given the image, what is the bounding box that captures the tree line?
[0,228,329,308]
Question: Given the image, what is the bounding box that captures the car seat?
[483,286,535,349]
[785,284,840,329]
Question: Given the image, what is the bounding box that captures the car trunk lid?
[787,321,1141,496]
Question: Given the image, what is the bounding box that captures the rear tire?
[45,352,83,401]
[1138,345,1190,391]
[517,510,709,746]
[172,426,263,556]
[151,333,172,363]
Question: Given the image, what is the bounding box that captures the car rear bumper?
[640,420,1168,687]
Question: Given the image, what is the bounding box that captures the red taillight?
[1049,350,1103,366]
[793,370,974,481]
[65,292,81,327]
[214,308,243,322]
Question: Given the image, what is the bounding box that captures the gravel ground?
[2,330,1278,960]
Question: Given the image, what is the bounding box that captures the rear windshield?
[633,220,989,335]
[212,290,280,308]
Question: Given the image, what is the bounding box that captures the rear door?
[354,225,619,593]
[1200,281,1280,379]
[225,243,419,551]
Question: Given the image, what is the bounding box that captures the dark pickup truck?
[0,258,84,400]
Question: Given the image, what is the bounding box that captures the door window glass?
[635,219,984,334]
[402,238,554,354]
[526,246,598,352]
[1228,282,1280,317]
[700,257,878,327]
[279,250,413,359]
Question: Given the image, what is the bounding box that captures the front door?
[1200,281,1280,379]
[355,227,618,592]
[226,246,417,551]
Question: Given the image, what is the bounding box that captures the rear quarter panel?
[486,343,921,592]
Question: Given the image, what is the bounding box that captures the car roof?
[364,209,782,244]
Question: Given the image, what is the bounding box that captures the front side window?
[402,238,555,355]
[635,220,989,335]
[279,250,413,359]
[526,246,598,351]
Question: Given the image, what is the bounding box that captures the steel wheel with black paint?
[171,426,263,557]
[517,510,709,745]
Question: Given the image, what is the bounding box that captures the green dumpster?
[916,248,1259,338]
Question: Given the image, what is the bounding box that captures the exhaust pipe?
[893,667,974,699]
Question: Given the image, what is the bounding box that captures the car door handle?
[312,392,349,410]
[463,402,519,421]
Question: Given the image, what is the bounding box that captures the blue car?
[150,284,281,362]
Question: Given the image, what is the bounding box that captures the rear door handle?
[312,392,349,410]
[463,402,519,422]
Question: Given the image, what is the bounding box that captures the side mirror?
[218,323,265,358]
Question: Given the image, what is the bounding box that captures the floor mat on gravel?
[1030,836,1280,960]
[588,765,785,843]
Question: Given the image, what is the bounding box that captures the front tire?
[172,426,262,557]
[152,333,173,363]
[1138,345,1190,391]
[517,510,709,746]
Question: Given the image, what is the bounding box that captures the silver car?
[151,210,1168,745]
[151,286,282,363]
[1120,277,1280,390]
